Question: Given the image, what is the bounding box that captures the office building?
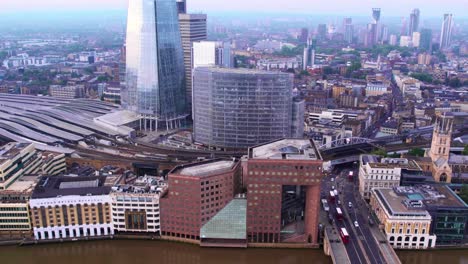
[400,36,412,47]
[192,41,232,69]
[41,152,66,176]
[299,28,309,43]
[303,38,316,70]
[418,53,432,65]
[111,175,167,235]
[30,176,116,240]
[245,139,323,244]
[179,13,207,113]
[123,0,186,131]
[389,34,398,46]
[343,18,353,44]
[317,24,327,40]
[412,32,421,48]
[193,67,300,149]
[370,187,436,249]
[365,23,377,47]
[420,28,433,51]
[371,8,381,43]
[409,9,420,36]
[381,25,389,43]
[440,14,453,49]
[0,176,39,239]
[0,143,42,190]
[373,185,468,246]
[358,155,407,199]
[160,159,242,241]
[176,0,186,14]
[49,85,85,99]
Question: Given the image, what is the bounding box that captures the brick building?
[245,139,323,245]
[160,159,241,241]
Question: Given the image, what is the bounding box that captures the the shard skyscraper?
[123,0,187,131]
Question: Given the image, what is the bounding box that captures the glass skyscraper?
[123,0,186,131]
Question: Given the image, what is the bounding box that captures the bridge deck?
[325,227,351,264]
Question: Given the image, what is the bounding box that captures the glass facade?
[193,67,293,149]
[429,208,468,245]
[123,0,186,127]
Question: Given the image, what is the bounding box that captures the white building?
[366,81,390,96]
[0,143,42,190]
[358,155,403,199]
[308,110,357,126]
[400,36,412,47]
[412,32,421,48]
[370,188,437,249]
[192,41,232,69]
[110,175,167,235]
[29,176,117,241]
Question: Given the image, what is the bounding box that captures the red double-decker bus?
[340,227,349,244]
[336,207,344,221]
[348,171,354,181]
[329,191,336,202]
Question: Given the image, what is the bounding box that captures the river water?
[0,240,466,264]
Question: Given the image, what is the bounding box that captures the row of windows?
[0,207,27,211]
[0,219,29,223]
[0,224,30,229]
[0,213,29,218]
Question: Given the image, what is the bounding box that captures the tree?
[371,149,387,157]
[448,78,461,88]
[410,73,433,83]
[463,145,468,155]
[459,185,468,204]
[408,148,425,157]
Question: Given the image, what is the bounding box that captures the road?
[323,165,386,264]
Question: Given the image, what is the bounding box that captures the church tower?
[427,113,453,182]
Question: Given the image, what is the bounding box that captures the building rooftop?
[200,198,247,240]
[111,174,168,195]
[31,176,114,199]
[194,66,291,76]
[248,139,321,160]
[1,175,40,195]
[0,142,32,166]
[175,159,237,177]
[373,188,430,218]
[375,185,467,217]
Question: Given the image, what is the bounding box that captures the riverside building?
[110,175,168,235]
[29,176,118,240]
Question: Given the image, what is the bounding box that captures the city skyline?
[0,0,467,17]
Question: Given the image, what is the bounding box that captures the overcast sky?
[0,0,465,17]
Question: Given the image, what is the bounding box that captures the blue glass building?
[123,0,186,130]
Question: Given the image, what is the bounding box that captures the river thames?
[0,240,466,264]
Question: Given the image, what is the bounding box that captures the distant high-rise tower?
[303,38,316,70]
[176,0,186,14]
[440,14,454,49]
[365,23,377,47]
[401,17,408,36]
[343,18,353,44]
[427,113,454,183]
[370,8,381,45]
[124,0,186,131]
[408,8,420,36]
[381,25,389,43]
[420,28,433,51]
[317,24,327,40]
[372,8,381,24]
[179,13,207,114]
[299,28,309,43]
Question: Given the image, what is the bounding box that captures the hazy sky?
[0,0,466,17]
